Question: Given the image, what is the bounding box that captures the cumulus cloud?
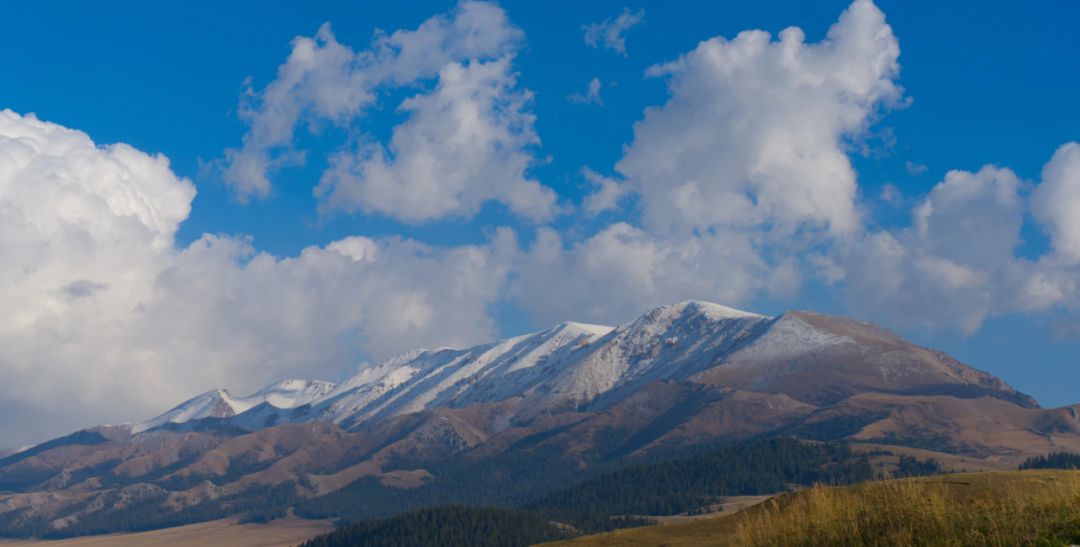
[141,229,515,391]
[315,57,556,222]
[583,8,645,56]
[0,110,515,445]
[840,142,1080,334]
[580,167,625,215]
[1031,143,1080,264]
[569,77,604,105]
[513,224,773,326]
[11,0,1079,446]
[513,0,902,326]
[223,23,373,201]
[843,166,1025,333]
[615,0,901,236]
[223,1,554,222]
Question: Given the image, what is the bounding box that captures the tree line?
[1020,451,1080,470]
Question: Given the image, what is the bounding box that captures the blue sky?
[0,1,1078,442]
[5,1,1076,251]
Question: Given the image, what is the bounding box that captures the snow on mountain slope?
[248,379,337,409]
[131,299,1033,436]
[305,301,768,428]
[544,301,771,405]
[133,379,335,434]
[729,311,855,363]
[314,321,614,427]
[133,302,772,434]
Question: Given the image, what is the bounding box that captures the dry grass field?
[551,470,1080,546]
[0,517,333,547]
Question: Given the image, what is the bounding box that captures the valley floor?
[0,517,333,547]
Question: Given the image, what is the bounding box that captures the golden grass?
[549,470,1080,547]
[734,471,1080,547]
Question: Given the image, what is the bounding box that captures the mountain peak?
[674,300,769,320]
[248,379,336,408]
[134,379,337,434]
[634,301,769,328]
[130,300,1037,439]
[773,310,906,348]
[132,389,245,434]
[549,321,615,338]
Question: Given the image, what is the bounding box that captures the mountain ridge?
[130,300,1033,437]
[2,300,1076,538]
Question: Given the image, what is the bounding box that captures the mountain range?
[2,301,1079,537]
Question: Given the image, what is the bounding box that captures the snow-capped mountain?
[312,320,613,427]
[133,300,1033,436]
[135,301,774,433]
[133,379,335,433]
[8,299,1077,538]
[544,301,769,405]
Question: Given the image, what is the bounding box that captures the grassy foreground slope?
[551,470,1080,546]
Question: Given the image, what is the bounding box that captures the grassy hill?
[550,470,1080,546]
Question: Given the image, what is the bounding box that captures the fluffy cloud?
[223,23,375,201]
[11,0,1078,446]
[138,229,515,393]
[583,7,645,56]
[843,144,1080,333]
[616,0,900,236]
[315,57,555,222]
[513,0,901,325]
[0,110,515,444]
[1032,143,1080,264]
[517,1,1080,338]
[580,167,625,215]
[843,166,1024,333]
[224,1,554,222]
[513,224,775,326]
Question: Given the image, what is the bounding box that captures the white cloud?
[581,167,625,215]
[512,0,902,327]
[522,0,1075,339]
[142,228,516,391]
[223,1,554,223]
[11,0,1079,445]
[843,165,1027,333]
[1031,142,1080,264]
[223,23,373,201]
[315,57,556,222]
[583,8,645,57]
[0,110,516,444]
[569,77,604,105]
[513,224,770,326]
[613,0,900,237]
[914,167,1024,271]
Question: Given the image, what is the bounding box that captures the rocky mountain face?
[2,301,1078,536]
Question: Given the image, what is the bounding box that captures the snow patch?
[133,379,336,433]
[732,313,853,362]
